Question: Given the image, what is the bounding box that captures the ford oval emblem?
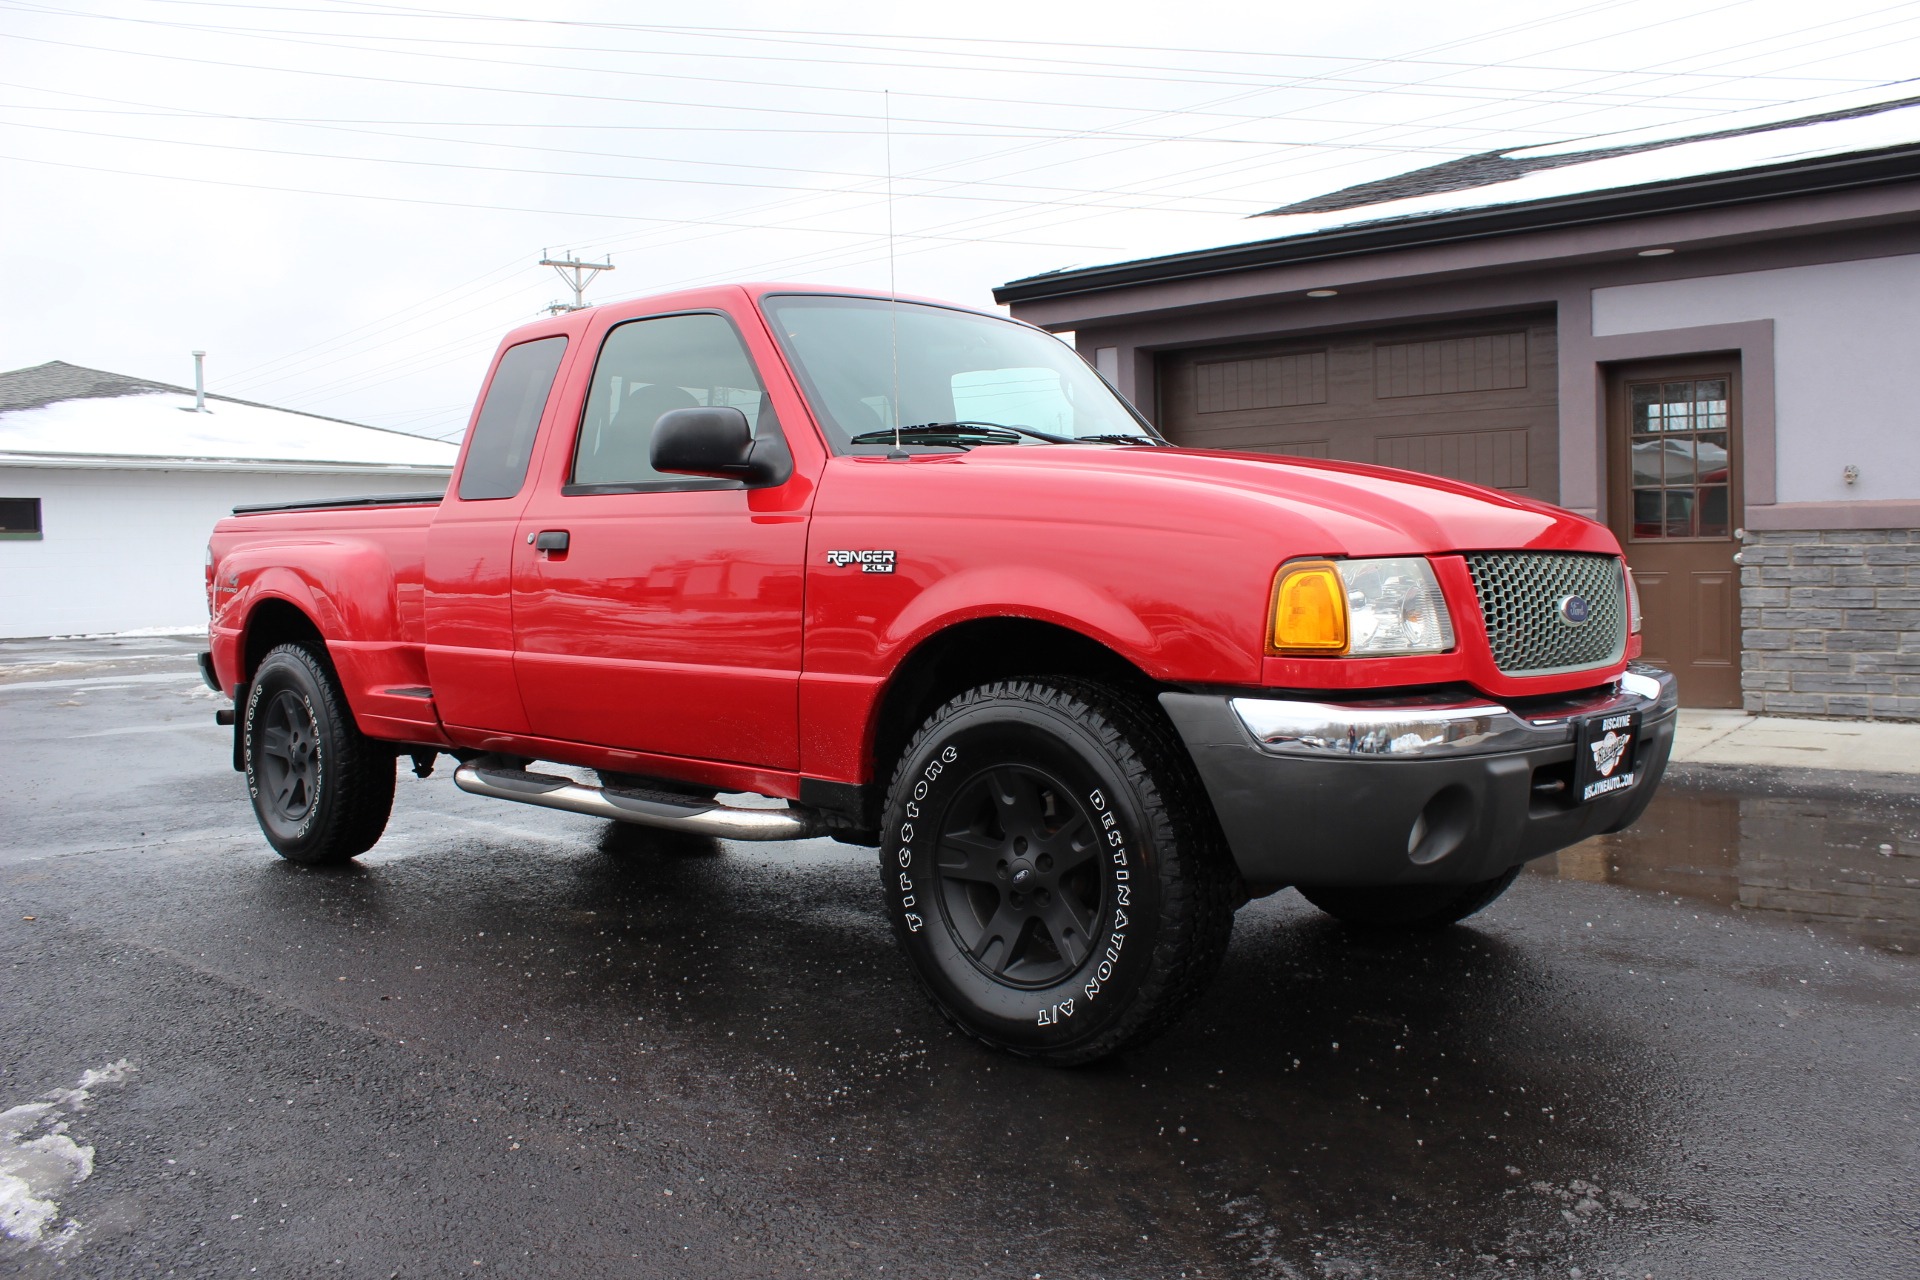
[1556,594,1592,627]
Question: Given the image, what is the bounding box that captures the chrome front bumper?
[1228,667,1675,761]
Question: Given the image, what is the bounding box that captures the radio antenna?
[885,89,905,458]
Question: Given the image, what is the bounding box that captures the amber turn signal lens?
[1271,561,1348,652]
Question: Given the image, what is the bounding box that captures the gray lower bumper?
[1160,665,1678,889]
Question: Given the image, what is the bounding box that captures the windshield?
[759,294,1156,451]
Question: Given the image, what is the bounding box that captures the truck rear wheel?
[243,643,395,864]
[1297,866,1520,931]
[878,679,1238,1066]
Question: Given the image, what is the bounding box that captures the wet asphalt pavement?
[2,636,1917,1279]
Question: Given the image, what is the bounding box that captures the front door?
[511,310,811,769]
[1606,358,1742,708]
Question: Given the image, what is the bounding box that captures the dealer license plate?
[1574,709,1641,803]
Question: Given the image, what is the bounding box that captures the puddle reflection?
[1530,777,1920,952]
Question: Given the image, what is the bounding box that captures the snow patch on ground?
[0,1061,136,1255]
[46,626,207,639]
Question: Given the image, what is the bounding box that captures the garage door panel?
[1157,314,1558,500]
[1375,330,1529,398]
[1194,350,1327,412]
[1375,427,1530,490]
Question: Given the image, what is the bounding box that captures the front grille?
[1464,552,1627,677]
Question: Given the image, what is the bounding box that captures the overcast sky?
[4,0,1916,443]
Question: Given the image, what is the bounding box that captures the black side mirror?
[650,406,791,486]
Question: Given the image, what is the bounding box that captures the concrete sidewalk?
[1672,709,1920,775]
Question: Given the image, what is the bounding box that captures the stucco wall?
[1591,253,1920,507]
[0,467,444,637]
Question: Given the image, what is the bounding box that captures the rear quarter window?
[457,336,569,501]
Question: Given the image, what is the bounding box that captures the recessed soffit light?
[1638,248,1676,257]
[1307,289,1339,297]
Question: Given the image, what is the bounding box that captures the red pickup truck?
[204,284,1676,1064]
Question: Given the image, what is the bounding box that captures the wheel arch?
[860,616,1163,827]
[240,595,330,681]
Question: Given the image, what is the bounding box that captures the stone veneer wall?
[1740,529,1920,720]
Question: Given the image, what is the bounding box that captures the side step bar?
[453,757,825,842]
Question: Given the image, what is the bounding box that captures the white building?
[0,361,457,637]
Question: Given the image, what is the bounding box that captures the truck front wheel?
[878,679,1238,1065]
[243,643,395,864]
[1297,866,1521,931]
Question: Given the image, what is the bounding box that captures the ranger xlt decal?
[826,550,896,574]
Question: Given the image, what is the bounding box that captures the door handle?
[531,530,570,553]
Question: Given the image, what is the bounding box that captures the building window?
[1628,379,1730,539]
[0,497,41,540]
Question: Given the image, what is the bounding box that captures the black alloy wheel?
[880,678,1239,1065]
[243,643,395,864]
[257,689,321,825]
[935,764,1103,988]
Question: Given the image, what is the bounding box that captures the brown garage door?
[1155,313,1559,502]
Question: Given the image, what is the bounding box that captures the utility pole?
[540,250,614,314]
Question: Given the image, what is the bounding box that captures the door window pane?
[1629,383,1658,434]
[1630,441,1662,486]
[1662,489,1694,538]
[572,313,770,488]
[1624,376,1734,540]
[1695,432,1730,483]
[1632,488,1664,538]
[458,336,569,501]
[1697,486,1730,537]
[1658,382,1693,430]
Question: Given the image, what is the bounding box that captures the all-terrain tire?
[1297,865,1521,931]
[878,678,1240,1066]
[243,643,395,864]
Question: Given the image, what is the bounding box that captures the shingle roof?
[0,361,174,414]
[0,359,392,431]
[1259,93,1920,217]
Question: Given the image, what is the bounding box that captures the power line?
[0,24,1807,135]
[23,0,1890,85]
[0,0,1856,111]
[0,151,1117,249]
[0,117,1351,213]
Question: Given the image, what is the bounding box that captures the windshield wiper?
[1076,433,1164,446]
[847,421,1072,447]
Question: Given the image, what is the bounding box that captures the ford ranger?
[202,284,1676,1064]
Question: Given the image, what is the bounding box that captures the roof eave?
[993,142,1920,305]
[0,452,455,474]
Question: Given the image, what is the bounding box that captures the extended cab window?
[571,313,772,489]
[457,336,568,501]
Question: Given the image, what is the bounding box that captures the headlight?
[1625,564,1643,635]
[1270,557,1455,656]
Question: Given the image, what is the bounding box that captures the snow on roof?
[1248,97,1920,235]
[0,362,457,471]
[1262,89,1920,217]
[1000,94,1920,289]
